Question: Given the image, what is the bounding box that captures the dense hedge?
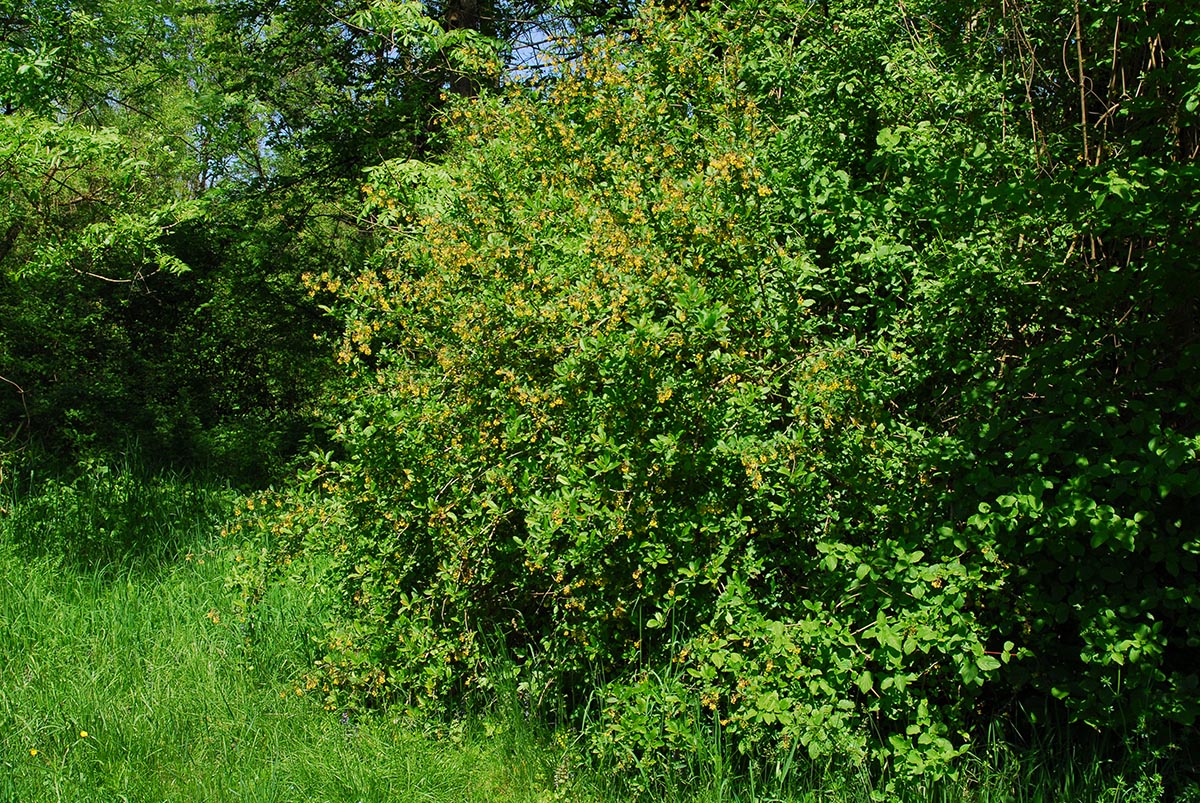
[232,0,1200,783]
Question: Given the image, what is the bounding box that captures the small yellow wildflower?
[79,731,88,739]
[30,748,37,756]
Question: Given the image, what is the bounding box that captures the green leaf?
[976,655,1001,672]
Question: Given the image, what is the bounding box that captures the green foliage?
[5,476,1189,803]
[0,109,201,454]
[0,112,336,476]
[0,0,179,116]
[214,0,1200,790]
[0,0,347,479]
[240,0,998,777]
[0,0,646,477]
[0,457,235,570]
[197,0,500,184]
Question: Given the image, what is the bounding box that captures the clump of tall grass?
[571,722,1188,803]
[0,453,235,572]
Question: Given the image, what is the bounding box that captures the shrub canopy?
[231,0,1199,783]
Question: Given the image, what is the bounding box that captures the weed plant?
[573,689,1188,803]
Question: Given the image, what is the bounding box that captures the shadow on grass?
[0,454,236,580]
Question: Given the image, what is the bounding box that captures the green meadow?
[0,468,558,803]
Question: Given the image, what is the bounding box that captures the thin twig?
[1074,0,1089,165]
[0,373,31,452]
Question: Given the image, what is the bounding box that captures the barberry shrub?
[236,0,1199,784]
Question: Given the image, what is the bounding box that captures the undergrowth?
[0,461,1193,802]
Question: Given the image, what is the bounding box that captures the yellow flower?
[79,731,88,739]
[29,748,37,756]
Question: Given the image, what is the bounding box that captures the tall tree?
[0,0,344,479]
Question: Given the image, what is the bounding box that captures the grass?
[0,465,561,803]
[0,460,1191,803]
